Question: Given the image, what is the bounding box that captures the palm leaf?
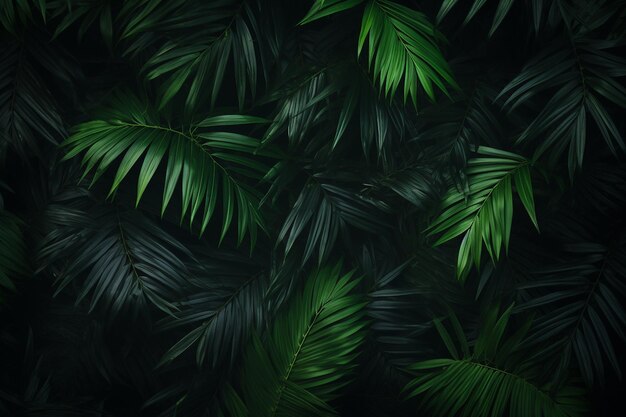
[277,177,389,265]
[405,306,588,417]
[427,146,539,279]
[299,0,364,25]
[38,201,193,318]
[48,0,114,49]
[0,0,46,32]
[358,0,458,103]
[120,0,260,111]
[437,0,545,35]
[158,270,266,369]
[62,92,272,243]
[0,42,65,161]
[498,39,626,178]
[0,209,28,304]
[229,263,367,417]
[517,230,626,386]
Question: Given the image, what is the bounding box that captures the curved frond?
[48,0,114,49]
[62,92,272,243]
[405,306,588,417]
[299,0,364,25]
[427,146,538,279]
[231,263,367,417]
[0,0,46,32]
[358,0,458,103]
[437,0,545,35]
[38,202,193,318]
[120,0,261,111]
[278,177,389,265]
[498,39,626,177]
[0,42,65,161]
[517,231,626,386]
[0,209,28,303]
[158,271,266,369]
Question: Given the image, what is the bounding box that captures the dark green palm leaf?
[120,0,261,111]
[299,0,364,25]
[516,230,626,386]
[278,177,389,265]
[48,0,114,49]
[405,305,587,417]
[158,270,266,369]
[498,39,626,178]
[38,201,193,318]
[0,209,28,304]
[0,0,46,32]
[437,0,545,35]
[0,42,65,161]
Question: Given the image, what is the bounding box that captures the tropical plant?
[0,0,625,416]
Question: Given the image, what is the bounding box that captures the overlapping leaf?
[158,271,266,369]
[498,39,626,178]
[428,146,538,279]
[0,43,65,161]
[517,233,626,386]
[358,0,458,103]
[226,263,367,417]
[119,0,261,111]
[62,92,272,243]
[437,0,545,35]
[405,306,587,417]
[38,200,193,318]
[278,177,389,265]
[0,209,28,304]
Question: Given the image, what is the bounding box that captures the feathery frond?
[427,146,538,279]
[62,92,272,243]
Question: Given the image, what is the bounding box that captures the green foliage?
[62,92,272,243]
[38,199,193,317]
[0,42,65,161]
[0,0,625,416]
[0,209,27,304]
[498,39,626,178]
[120,0,262,112]
[406,306,588,417]
[518,227,626,386]
[437,0,544,35]
[224,263,367,417]
[358,0,458,103]
[428,146,538,279]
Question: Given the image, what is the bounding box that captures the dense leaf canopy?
[1,0,625,416]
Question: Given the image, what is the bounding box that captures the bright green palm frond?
[228,263,367,417]
[299,0,364,25]
[427,146,538,279]
[119,0,260,112]
[358,0,458,104]
[498,39,626,178]
[405,305,588,417]
[437,0,545,35]
[0,209,28,304]
[62,92,273,243]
